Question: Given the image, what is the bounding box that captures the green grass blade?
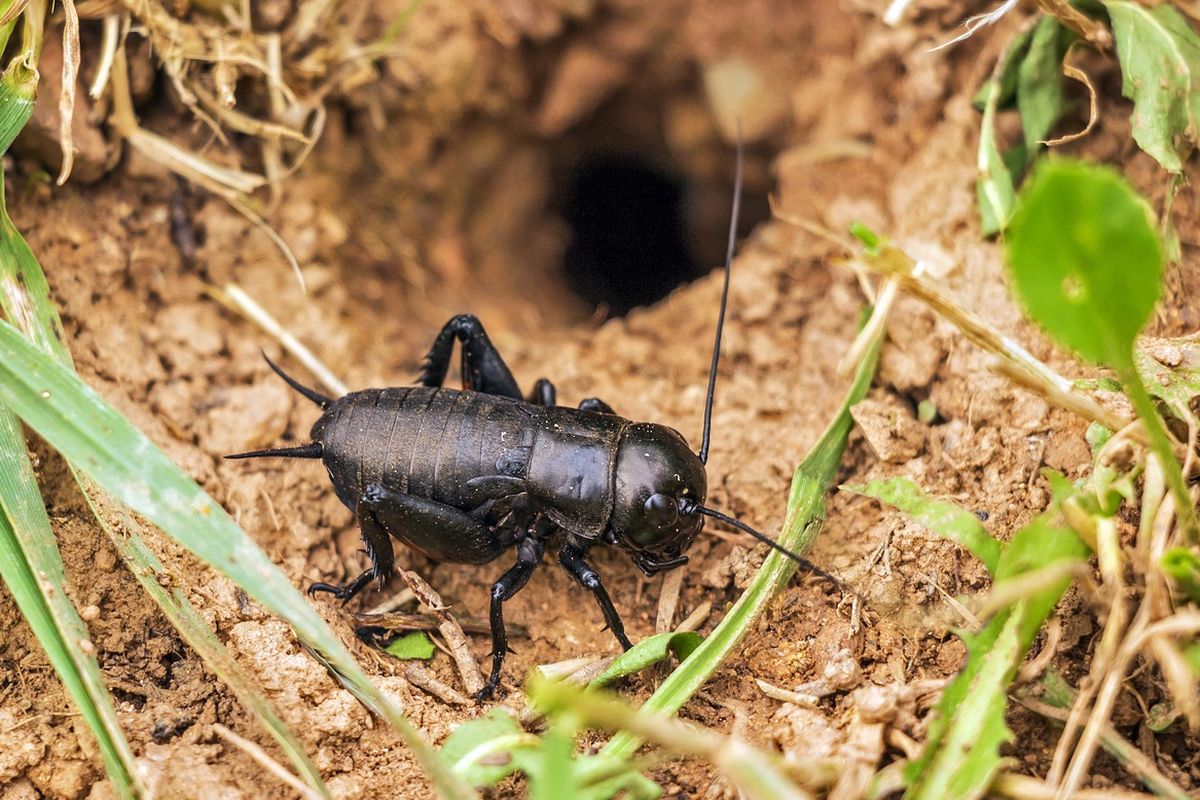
[534,677,805,800]
[904,520,1088,799]
[0,62,144,797]
[976,78,1016,236]
[0,176,330,797]
[0,318,475,799]
[603,315,882,760]
[0,407,143,797]
[0,59,36,152]
[842,477,1001,574]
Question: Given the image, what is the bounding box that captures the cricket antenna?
[698,131,744,465]
[689,502,846,592]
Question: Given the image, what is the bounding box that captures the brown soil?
[2,1,1199,799]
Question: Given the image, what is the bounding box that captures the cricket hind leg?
[417,314,523,399]
[307,484,400,603]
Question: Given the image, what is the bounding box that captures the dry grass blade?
[1046,43,1099,147]
[55,0,79,185]
[0,0,28,26]
[995,772,1166,800]
[88,13,118,99]
[107,34,307,290]
[212,724,323,800]
[207,282,348,395]
[929,0,1019,53]
[1019,695,1190,799]
[1033,0,1112,48]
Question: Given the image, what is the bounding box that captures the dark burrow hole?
[555,150,769,317]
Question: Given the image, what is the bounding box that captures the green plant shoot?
[1005,160,1198,541]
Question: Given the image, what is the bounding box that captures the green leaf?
[1161,548,1200,605]
[590,632,702,688]
[0,319,474,799]
[1005,159,1198,540]
[385,631,436,660]
[843,477,1000,574]
[850,221,881,252]
[977,79,1017,236]
[1006,159,1161,369]
[1104,2,1200,172]
[443,708,540,788]
[1016,17,1073,157]
[980,23,1035,110]
[532,677,801,800]
[442,706,659,799]
[1040,468,1077,509]
[530,714,580,800]
[0,65,36,154]
[995,519,1091,643]
[1147,702,1179,732]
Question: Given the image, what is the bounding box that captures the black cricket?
[228,143,838,700]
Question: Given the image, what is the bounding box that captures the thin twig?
[207,283,349,396]
[756,679,821,708]
[402,663,469,706]
[364,587,415,615]
[995,772,1165,800]
[676,600,712,633]
[211,724,322,800]
[353,610,527,638]
[400,569,484,697]
[1017,697,1190,800]
[656,567,685,634]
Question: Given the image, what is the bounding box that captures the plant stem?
[1121,365,1199,542]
